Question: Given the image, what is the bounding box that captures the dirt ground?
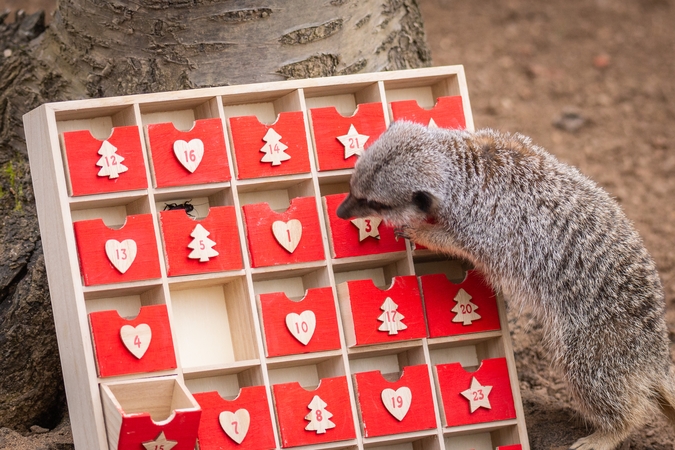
[420,0,675,448]
[1,0,674,448]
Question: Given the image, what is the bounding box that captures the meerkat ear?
[412,191,436,214]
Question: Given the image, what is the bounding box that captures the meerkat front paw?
[569,431,625,450]
[394,225,413,240]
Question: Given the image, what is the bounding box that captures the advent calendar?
[24,66,529,450]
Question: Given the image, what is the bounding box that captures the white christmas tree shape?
[304,395,336,434]
[187,224,219,262]
[260,128,291,166]
[378,297,407,335]
[96,140,128,179]
[451,288,481,325]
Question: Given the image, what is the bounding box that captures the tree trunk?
[0,0,431,432]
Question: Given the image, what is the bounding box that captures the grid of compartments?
[24,66,529,450]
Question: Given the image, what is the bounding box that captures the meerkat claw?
[394,225,412,240]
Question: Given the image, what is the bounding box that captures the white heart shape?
[105,239,137,274]
[272,219,302,253]
[219,409,250,444]
[285,311,317,345]
[381,387,412,421]
[173,138,205,173]
[120,323,152,359]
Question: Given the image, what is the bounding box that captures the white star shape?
[336,124,369,159]
[460,377,493,413]
[350,217,382,241]
[427,118,438,128]
[142,431,178,450]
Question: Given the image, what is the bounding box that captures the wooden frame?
[23,66,528,450]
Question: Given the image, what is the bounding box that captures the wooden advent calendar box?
[24,66,529,450]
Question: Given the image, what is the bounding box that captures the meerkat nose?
[336,194,357,219]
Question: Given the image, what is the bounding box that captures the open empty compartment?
[223,89,311,179]
[364,434,440,450]
[383,73,470,130]
[444,427,522,450]
[304,82,387,172]
[100,376,201,450]
[168,275,258,373]
[140,97,231,188]
[56,105,149,197]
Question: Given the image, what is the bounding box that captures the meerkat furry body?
[337,121,675,450]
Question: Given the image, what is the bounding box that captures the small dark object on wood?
[163,200,195,217]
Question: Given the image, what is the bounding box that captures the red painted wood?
[353,364,436,437]
[259,287,341,357]
[62,127,148,196]
[115,408,201,450]
[89,305,176,378]
[309,103,387,171]
[241,197,324,268]
[73,214,161,286]
[193,386,276,450]
[272,376,355,448]
[323,193,406,258]
[146,118,231,188]
[435,357,516,427]
[390,96,466,129]
[159,206,243,277]
[339,276,427,346]
[229,112,311,179]
[497,445,522,450]
[419,270,501,338]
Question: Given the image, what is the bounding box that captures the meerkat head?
[336,121,446,226]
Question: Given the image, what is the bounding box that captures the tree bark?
[0,0,431,432]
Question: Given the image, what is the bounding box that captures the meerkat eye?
[412,191,435,214]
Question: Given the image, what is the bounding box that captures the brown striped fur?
[337,121,675,449]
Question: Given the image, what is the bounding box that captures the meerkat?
[336,121,675,450]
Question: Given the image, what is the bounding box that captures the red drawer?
[420,270,501,338]
[353,364,436,437]
[390,96,465,129]
[62,126,148,196]
[435,357,516,427]
[323,192,406,258]
[193,386,275,450]
[242,197,324,268]
[259,287,341,357]
[337,276,427,347]
[272,376,355,448]
[309,103,387,171]
[89,304,176,378]
[159,206,243,277]
[229,111,311,179]
[146,118,230,188]
[73,214,161,286]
